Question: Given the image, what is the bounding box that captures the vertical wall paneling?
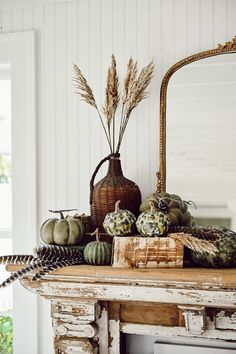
[214,0,227,44]
[187,0,200,54]
[22,5,33,30]
[88,0,102,186]
[136,0,150,195]
[123,0,137,181]
[77,0,90,212]
[1,7,12,32]
[100,0,112,173]
[200,0,214,49]
[149,0,162,192]
[55,2,67,208]
[11,6,23,32]
[44,3,56,212]
[67,1,79,209]
[0,1,235,352]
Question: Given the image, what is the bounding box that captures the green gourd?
[84,229,112,265]
[103,200,136,236]
[136,202,170,237]
[190,227,236,268]
[40,209,84,246]
[139,192,195,227]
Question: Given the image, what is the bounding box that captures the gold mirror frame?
[157,36,236,193]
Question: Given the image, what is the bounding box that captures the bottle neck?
[107,156,123,176]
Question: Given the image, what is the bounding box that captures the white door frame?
[0,31,38,354]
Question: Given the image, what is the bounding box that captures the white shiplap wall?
[0,1,235,353]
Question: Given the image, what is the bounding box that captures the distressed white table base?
[18,266,236,354]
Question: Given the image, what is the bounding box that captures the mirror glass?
[166,53,236,223]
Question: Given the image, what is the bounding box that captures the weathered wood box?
[112,236,184,269]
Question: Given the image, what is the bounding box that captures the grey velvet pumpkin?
[40,209,84,246]
[189,227,236,268]
[136,202,170,237]
[84,229,112,265]
[103,200,136,236]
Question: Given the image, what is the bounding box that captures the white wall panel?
[0,0,235,353]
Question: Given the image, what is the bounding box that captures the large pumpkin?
[139,192,195,227]
[189,227,236,267]
[40,209,84,246]
[136,202,170,237]
[103,200,136,236]
[84,229,112,265]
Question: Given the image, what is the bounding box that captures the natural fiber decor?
[90,153,141,230]
[168,233,218,255]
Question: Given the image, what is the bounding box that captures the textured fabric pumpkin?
[136,202,170,237]
[103,200,136,236]
[139,192,195,227]
[40,209,84,246]
[84,229,112,265]
[189,227,236,267]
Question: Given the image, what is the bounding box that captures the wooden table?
[16,266,236,354]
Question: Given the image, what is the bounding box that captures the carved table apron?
[13,266,236,354]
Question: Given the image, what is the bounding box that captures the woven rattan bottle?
[90,153,141,230]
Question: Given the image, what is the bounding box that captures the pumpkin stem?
[149,202,156,213]
[49,209,77,219]
[91,228,100,243]
[115,200,121,213]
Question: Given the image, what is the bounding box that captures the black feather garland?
[0,245,85,288]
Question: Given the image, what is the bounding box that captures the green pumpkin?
[40,209,84,246]
[103,200,136,236]
[190,227,236,267]
[136,202,170,237]
[139,192,195,227]
[84,229,112,265]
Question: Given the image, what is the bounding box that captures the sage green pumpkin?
[84,229,112,265]
[103,200,136,236]
[190,227,236,268]
[139,192,195,227]
[40,209,84,246]
[136,202,170,237]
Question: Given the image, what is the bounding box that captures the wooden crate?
[112,236,184,269]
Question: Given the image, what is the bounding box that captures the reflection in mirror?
[166,54,236,228]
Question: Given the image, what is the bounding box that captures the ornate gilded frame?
[157,36,236,193]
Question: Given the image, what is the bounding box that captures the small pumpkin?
[103,200,136,236]
[136,202,170,237]
[84,229,112,265]
[40,209,84,246]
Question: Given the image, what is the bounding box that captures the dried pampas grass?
[73,55,154,154]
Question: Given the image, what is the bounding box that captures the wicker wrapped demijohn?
[90,153,141,230]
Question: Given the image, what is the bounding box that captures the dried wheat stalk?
[169,233,218,255]
[73,55,154,154]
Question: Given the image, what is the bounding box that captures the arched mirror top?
[158,35,236,193]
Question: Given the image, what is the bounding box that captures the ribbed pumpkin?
[84,229,112,265]
[40,209,84,246]
[190,227,236,268]
[103,200,136,236]
[139,192,195,227]
[136,202,170,237]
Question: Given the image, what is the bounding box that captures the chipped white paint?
[215,311,236,330]
[55,338,98,354]
[51,300,99,323]
[95,304,109,354]
[53,321,98,338]
[108,319,120,354]
[30,280,236,308]
[121,322,236,341]
[178,305,207,334]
